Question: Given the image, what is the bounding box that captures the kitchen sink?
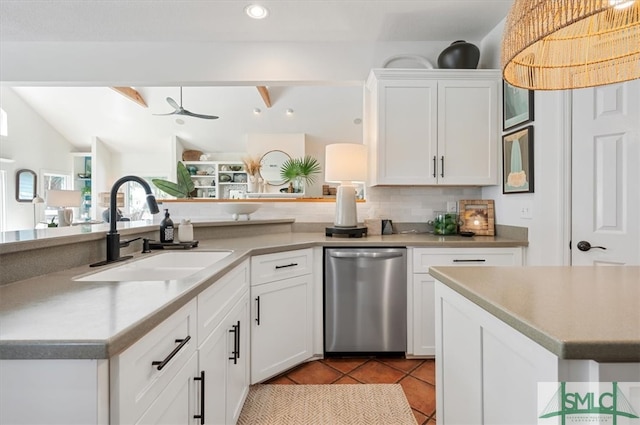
[75,251,233,282]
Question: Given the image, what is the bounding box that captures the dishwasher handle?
[329,251,404,259]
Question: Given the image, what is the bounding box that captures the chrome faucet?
[91,175,160,267]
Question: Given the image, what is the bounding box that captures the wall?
[480,20,569,266]
[0,87,77,230]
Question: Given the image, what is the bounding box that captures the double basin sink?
[75,251,233,282]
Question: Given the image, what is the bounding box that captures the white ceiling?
[1,1,513,154]
[1,1,513,43]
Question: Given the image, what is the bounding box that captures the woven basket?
[182,150,203,161]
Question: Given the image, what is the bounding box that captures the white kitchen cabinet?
[250,249,314,383]
[111,299,198,424]
[408,247,522,357]
[198,291,250,425]
[435,281,559,424]
[365,69,499,186]
[197,260,250,425]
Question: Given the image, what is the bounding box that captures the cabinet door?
[372,79,438,185]
[198,319,228,425]
[410,274,435,356]
[136,352,199,425]
[437,79,498,185]
[251,274,313,383]
[226,296,250,424]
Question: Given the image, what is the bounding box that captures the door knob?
[577,241,607,252]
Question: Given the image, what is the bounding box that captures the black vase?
[437,40,480,69]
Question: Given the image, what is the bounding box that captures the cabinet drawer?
[251,248,313,285]
[413,248,521,273]
[111,299,197,424]
[197,260,249,346]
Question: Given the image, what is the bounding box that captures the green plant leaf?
[280,158,301,182]
[176,161,196,194]
[152,161,197,198]
[297,155,321,184]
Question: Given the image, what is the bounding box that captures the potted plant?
[242,156,262,192]
[280,155,321,193]
[152,162,196,198]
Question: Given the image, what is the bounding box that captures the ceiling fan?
[154,87,219,120]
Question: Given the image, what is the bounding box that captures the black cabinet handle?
[432,156,437,178]
[228,323,238,364]
[236,320,241,360]
[452,259,487,263]
[193,371,205,424]
[440,156,445,178]
[275,263,298,269]
[151,335,191,370]
[255,296,261,325]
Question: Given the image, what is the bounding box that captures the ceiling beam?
[111,87,148,108]
[256,86,272,108]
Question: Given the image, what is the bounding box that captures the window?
[0,170,6,231]
[124,177,168,221]
[0,108,7,137]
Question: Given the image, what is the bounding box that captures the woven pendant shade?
[502,0,640,90]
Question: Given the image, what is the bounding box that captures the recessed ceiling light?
[285,108,294,115]
[245,4,269,19]
[176,118,185,125]
[253,108,262,115]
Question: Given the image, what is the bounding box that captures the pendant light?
[502,0,640,90]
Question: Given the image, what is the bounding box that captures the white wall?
[480,20,569,266]
[0,87,76,230]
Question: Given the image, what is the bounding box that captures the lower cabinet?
[250,274,314,383]
[250,249,314,384]
[408,247,523,357]
[199,292,250,425]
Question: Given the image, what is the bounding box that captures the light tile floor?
[265,357,437,425]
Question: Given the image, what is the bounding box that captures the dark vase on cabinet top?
[437,40,480,69]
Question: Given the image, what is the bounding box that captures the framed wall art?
[503,125,534,194]
[503,80,534,131]
[459,199,495,236]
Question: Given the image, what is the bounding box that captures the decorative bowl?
[219,203,261,221]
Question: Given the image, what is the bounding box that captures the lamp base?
[325,226,367,238]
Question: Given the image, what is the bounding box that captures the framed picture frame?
[503,80,534,131]
[503,126,534,194]
[459,199,495,236]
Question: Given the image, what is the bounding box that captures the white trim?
[561,91,573,265]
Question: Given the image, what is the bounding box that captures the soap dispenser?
[160,209,174,243]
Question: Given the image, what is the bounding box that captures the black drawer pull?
[229,323,239,364]
[152,335,191,370]
[255,296,261,325]
[275,262,298,269]
[452,259,487,263]
[193,371,205,424]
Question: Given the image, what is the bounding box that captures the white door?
[571,80,640,265]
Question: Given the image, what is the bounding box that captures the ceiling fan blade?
[152,112,178,116]
[166,96,180,110]
[181,110,219,120]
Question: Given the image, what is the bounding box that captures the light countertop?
[0,231,526,360]
[429,266,640,362]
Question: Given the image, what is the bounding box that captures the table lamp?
[32,194,44,228]
[325,143,367,237]
[46,190,82,226]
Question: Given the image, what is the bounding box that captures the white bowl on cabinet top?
[219,202,261,220]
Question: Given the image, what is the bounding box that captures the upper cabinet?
[365,69,500,186]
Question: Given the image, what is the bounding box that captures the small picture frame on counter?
[458,199,495,236]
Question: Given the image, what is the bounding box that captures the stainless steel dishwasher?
[324,247,407,355]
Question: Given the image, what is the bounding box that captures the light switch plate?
[520,201,533,219]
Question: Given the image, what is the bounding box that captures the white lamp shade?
[325,143,367,183]
[46,190,82,208]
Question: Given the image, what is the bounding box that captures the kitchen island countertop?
[429,266,640,362]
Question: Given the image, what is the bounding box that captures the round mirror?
[16,169,37,202]
[259,150,291,186]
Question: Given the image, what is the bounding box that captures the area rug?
[237,384,418,425]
